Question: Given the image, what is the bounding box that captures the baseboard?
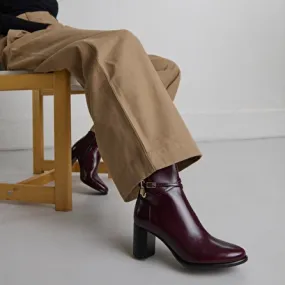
[0,109,284,150]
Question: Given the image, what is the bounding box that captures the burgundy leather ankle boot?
[72,131,108,195]
[134,165,248,268]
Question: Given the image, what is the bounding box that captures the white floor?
[0,138,284,285]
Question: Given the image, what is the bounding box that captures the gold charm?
[140,185,147,198]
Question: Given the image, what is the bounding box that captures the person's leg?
[85,55,181,193]
[73,55,180,194]
[2,11,247,267]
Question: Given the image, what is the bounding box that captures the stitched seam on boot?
[85,42,156,172]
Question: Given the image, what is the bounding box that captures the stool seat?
[0,70,84,92]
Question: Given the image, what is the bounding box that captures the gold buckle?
[146,182,156,188]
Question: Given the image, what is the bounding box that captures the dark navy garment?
[0,0,58,35]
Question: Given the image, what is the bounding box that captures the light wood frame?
[0,70,109,211]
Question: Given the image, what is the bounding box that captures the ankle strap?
[139,180,182,198]
[141,181,180,189]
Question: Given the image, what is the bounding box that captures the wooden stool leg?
[54,71,72,211]
[32,90,44,174]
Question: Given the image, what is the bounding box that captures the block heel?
[133,224,156,260]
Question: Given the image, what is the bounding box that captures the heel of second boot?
[71,147,78,165]
[133,224,156,260]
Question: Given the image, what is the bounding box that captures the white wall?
[0,0,285,149]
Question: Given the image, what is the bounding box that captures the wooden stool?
[0,70,109,211]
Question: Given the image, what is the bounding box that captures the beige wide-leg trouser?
[0,12,201,202]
